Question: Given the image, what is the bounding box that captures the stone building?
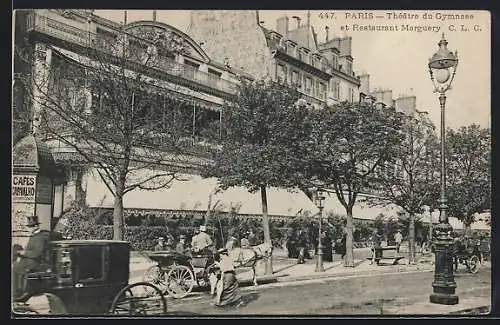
[12,9,322,243]
[13,10,429,245]
[187,11,361,108]
[12,9,254,241]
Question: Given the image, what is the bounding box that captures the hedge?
[59,203,412,251]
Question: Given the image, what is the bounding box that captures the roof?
[12,135,63,177]
[286,26,317,51]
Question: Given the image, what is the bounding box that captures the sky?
[94,10,491,130]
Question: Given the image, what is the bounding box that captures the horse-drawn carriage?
[143,250,216,299]
[143,243,274,299]
[12,240,167,315]
[452,239,481,274]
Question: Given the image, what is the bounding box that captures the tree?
[445,124,490,234]
[18,28,193,240]
[365,112,440,263]
[308,102,405,267]
[204,79,310,275]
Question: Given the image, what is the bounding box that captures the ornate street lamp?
[315,189,326,272]
[428,33,459,305]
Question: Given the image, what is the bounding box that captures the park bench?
[366,245,404,265]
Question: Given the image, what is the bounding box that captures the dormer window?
[346,60,353,75]
[302,49,310,64]
[332,54,338,70]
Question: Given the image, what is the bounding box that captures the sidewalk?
[382,286,491,315]
[129,249,438,285]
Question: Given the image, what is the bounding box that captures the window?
[349,88,354,102]
[292,70,299,86]
[184,60,200,70]
[277,64,287,83]
[319,82,326,100]
[305,77,312,94]
[208,68,222,78]
[321,59,327,71]
[346,61,353,75]
[74,246,105,282]
[332,81,340,99]
[332,54,338,70]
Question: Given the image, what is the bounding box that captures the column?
[31,42,52,135]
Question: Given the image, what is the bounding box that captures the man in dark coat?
[297,230,308,264]
[12,215,51,299]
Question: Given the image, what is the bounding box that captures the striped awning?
[84,168,318,217]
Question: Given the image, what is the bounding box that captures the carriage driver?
[191,225,214,255]
[12,215,51,299]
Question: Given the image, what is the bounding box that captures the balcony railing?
[25,12,238,95]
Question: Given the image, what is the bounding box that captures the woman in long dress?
[213,248,243,308]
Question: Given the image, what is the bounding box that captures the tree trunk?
[464,222,471,236]
[345,207,354,267]
[113,180,125,241]
[260,185,273,275]
[408,213,416,264]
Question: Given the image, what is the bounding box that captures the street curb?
[273,266,434,284]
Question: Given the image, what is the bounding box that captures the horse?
[207,242,273,295]
[229,242,273,286]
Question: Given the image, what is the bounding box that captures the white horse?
[208,243,273,294]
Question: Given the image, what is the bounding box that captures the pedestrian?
[247,229,257,246]
[154,237,166,251]
[175,234,189,255]
[240,233,250,248]
[12,215,51,299]
[322,232,333,262]
[394,230,403,254]
[371,230,383,264]
[297,230,308,264]
[213,248,244,308]
[340,232,347,260]
[191,225,214,255]
[226,236,237,251]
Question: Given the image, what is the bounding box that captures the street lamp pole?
[428,33,459,305]
[315,189,325,272]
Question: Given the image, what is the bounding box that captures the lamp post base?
[315,247,324,272]
[429,222,459,305]
[430,293,459,305]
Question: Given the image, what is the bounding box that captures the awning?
[322,193,402,221]
[84,168,318,217]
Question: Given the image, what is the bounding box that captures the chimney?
[292,16,301,29]
[382,90,393,107]
[276,16,289,36]
[395,96,417,116]
[359,74,370,94]
[325,26,329,42]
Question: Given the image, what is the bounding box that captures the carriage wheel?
[466,255,480,274]
[13,293,67,315]
[110,282,167,315]
[143,265,167,294]
[12,304,39,315]
[166,265,195,299]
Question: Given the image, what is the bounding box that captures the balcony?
[25,12,238,96]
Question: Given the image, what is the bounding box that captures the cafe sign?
[12,175,36,203]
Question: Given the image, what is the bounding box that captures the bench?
[366,246,404,265]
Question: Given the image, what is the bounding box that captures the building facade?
[14,10,457,243]
[187,11,361,108]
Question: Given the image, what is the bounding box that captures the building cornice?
[272,48,331,81]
